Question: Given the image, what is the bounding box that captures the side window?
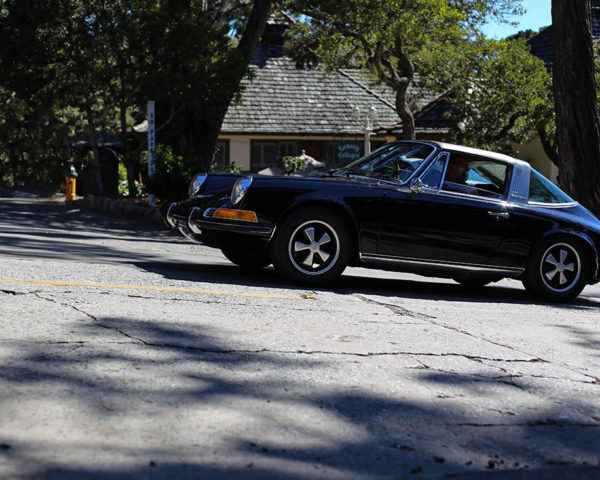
[442,154,507,200]
[420,153,448,189]
[529,169,575,204]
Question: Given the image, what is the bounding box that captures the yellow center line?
[0,278,309,300]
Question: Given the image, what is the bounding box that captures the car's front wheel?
[221,248,271,270]
[522,237,590,302]
[270,208,351,285]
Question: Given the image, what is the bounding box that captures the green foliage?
[118,163,146,197]
[118,178,146,198]
[284,0,564,163]
[211,162,244,173]
[281,156,306,175]
[137,0,272,173]
[420,36,553,154]
[0,0,272,190]
[0,0,140,191]
[144,145,192,202]
[286,0,526,141]
[0,86,81,187]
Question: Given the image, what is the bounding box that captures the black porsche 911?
[166,140,600,302]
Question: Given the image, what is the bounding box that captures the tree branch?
[536,122,559,167]
[486,111,525,143]
[370,42,395,87]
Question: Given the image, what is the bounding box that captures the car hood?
[250,172,395,188]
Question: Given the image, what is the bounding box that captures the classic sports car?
[166,140,600,302]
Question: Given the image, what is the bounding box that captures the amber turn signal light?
[213,208,258,222]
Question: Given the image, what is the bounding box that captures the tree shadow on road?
[0,197,177,241]
[0,198,195,267]
[553,325,600,358]
[135,259,600,311]
[1,311,599,480]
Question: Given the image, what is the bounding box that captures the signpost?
[353,105,377,156]
[147,100,156,207]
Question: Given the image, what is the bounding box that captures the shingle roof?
[528,27,554,69]
[528,3,600,70]
[221,25,438,136]
[373,92,456,135]
[413,93,455,132]
[221,57,395,135]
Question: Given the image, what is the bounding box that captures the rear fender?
[538,229,600,284]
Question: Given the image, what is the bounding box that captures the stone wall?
[77,195,164,226]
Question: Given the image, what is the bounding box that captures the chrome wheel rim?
[540,242,581,293]
[288,220,340,276]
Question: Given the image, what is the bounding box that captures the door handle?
[488,211,510,219]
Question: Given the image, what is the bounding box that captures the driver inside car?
[445,157,469,184]
[443,156,479,195]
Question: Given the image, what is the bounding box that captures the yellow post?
[65,176,76,201]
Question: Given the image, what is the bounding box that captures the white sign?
[147,100,156,207]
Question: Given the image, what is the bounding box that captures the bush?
[117,163,147,197]
[144,145,192,202]
[281,156,305,175]
[118,178,147,197]
[211,161,243,173]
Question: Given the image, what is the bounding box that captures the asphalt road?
[1,193,599,480]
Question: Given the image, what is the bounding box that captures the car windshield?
[335,142,435,183]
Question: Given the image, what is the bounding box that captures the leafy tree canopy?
[419,35,553,156]
[285,0,524,139]
[0,0,272,194]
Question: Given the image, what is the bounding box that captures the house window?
[325,142,338,166]
[251,140,301,171]
[249,139,383,171]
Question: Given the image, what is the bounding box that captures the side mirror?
[409,178,424,195]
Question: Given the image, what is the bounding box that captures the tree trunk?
[194,0,272,172]
[193,120,222,173]
[84,105,104,195]
[395,81,415,140]
[536,121,559,167]
[552,0,600,215]
[394,40,416,141]
[9,147,19,186]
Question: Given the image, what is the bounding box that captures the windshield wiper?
[342,168,371,177]
[336,170,399,184]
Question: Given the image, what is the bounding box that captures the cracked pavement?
[0,196,599,479]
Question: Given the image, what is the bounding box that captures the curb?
[76,194,165,227]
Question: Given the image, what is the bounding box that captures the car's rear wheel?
[221,248,271,270]
[522,237,590,302]
[270,208,351,284]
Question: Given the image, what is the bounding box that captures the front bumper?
[166,202,275,246]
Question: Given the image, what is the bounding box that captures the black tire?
[270,207,352,285]
[221,248,271,270]
[522,236,590,302]
[453,277,499,289]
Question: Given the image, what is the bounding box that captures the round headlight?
[231,176,253,205]
[188,173,207,197]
